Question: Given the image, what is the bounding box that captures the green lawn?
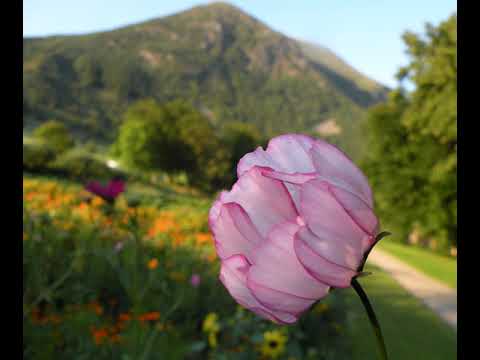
[376,241,457,288]
[340,264,456,360]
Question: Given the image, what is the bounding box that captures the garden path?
[367,248,457,330]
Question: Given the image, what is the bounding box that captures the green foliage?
[23,175,348,359]
[51,148,125,181]
[33,120,75,155]
[343,264,456,360]
[219,121,264,184]
[113,99,231,192]
[23,141,56,172]
[362,14,457,251]
[113,99,179,171]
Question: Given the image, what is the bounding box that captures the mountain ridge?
[23,2,389,157]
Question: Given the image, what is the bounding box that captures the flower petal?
[299,179,372,270]
[219,255,298,324]
[211,202,263,261]
[294,226,358,288]
[237,134,316,177]
[208,191,228,228]
[260,169,318,210]
[327,184,379,237]
[247,222,329,313]
[221,166,298,237]
[309,140,373,206]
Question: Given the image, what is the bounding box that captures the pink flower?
[85,178,125,203]
[190,274,201,287]
[209,134,379,324]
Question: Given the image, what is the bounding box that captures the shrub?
[33,120,75,155]
[23,141,56,172]
[50,148,126,181]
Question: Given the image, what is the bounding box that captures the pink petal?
[237,146,280,178]
[299,179,372,270]
[247,222,329,313]
[327,184,379,237]
[219,255,298,324]
[210,202,263,261]
[309,140,373,207]
[261,169,318,184]
[208,191,229,229]
[237,134,316,177]
[221,166,298,237]
[261,169,318,210]
[294,226,358,288]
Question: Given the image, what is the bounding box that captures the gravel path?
[367,248,457,330]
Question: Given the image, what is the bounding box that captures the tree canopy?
[362,14,457,252]
[33,120,75,154]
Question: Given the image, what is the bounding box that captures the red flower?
[85,178,125,203]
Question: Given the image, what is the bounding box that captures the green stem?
[351,278,389,360]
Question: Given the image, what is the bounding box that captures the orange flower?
[91,327,109,345]
[78,202,89,211]
[148,258,159,270]
[172,232,186,247]
[24,192,36,201]
[118,313,132,322]
[147,216,178,237]
[87,302,104,316]
[138,312,161,322]
[207,252,217,263]
[195,233,211,246]
[91,197,105,207]
[110,334,122,343]
[31,308,47,324]
[47,314,62,324]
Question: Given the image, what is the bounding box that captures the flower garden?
[23,175,353,359]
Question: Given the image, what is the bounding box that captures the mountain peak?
[195,1,248,13]
[24,2,388,158]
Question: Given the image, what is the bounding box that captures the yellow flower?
[313,302,329,314]
[260,330,288,359]
[208,332,218,348]
[202,312,220,334]
[147,258,159,270]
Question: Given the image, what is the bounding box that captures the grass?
[376,241,457,288]
[341,264,456,360]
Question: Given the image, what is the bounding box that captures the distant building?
[315,119,342,136]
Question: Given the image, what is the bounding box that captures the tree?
[220,121,263,185]
[112,99,230,191]
[362,14,457,252]
[112,99,187,171]
[33,120,75,155]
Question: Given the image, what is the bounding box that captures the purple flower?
[85,178,125,203]
[209,134,379,324]
[190,274,201,287]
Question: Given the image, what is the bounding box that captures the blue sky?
[23,0,456,87]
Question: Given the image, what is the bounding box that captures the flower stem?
[351,278,389,360]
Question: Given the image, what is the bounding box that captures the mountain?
[23,2,389,156]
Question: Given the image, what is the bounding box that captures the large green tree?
[112,99,230,191]
[362,14,457,252]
